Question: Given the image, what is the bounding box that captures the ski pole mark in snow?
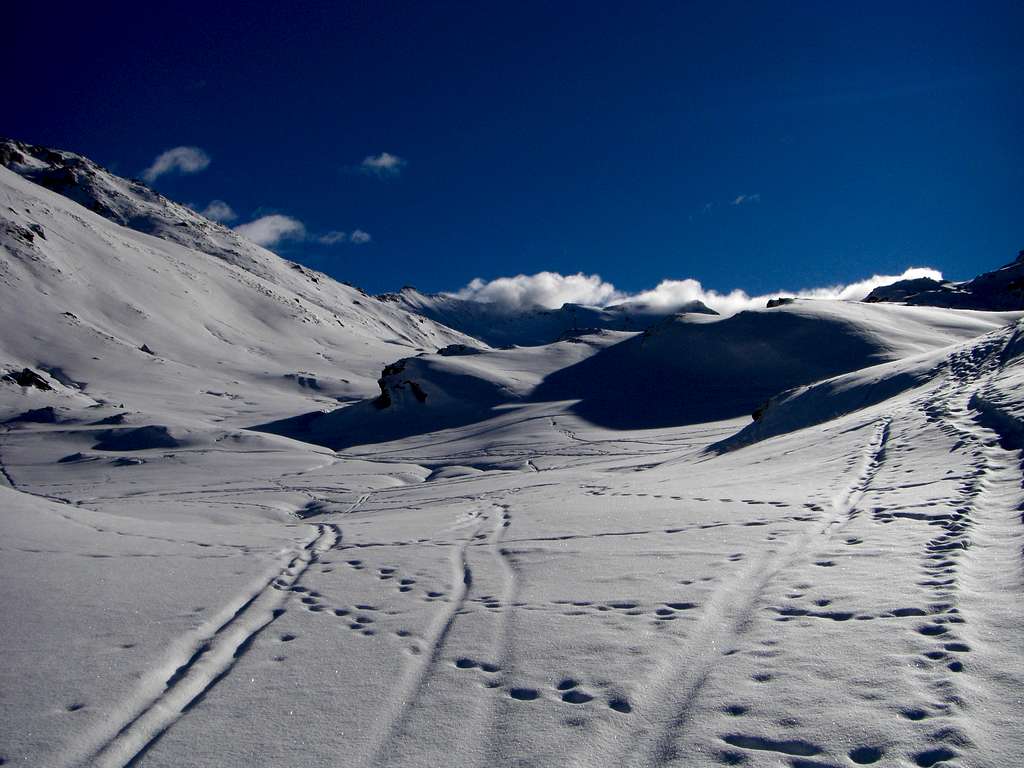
[827,417,890,529]
[81,523,340,768]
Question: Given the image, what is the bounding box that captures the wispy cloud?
[358,152,406,178]
[317,229,372,245]
[198,200,236,222]
[233,214,306,248]
[232,216,371,249]
[451,267,943,315]
[142,146,210,183]
[731,193,761,205]
[317,231,349,245]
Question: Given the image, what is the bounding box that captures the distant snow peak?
[801,267,944,302]
[864,253,1024,310]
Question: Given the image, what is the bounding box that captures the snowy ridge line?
[68,523,340,768]
[366,512,482,767]
[594,416,890,768]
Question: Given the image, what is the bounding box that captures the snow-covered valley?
[2,143,1023,768]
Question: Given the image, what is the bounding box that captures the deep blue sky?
[8,1,1023,296]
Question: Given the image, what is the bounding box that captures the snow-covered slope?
[377,285,716,346]
[4,293,1023,768]
[266,298,1018,448]
[256,331,630,448]
[0,160,478,425]
[2,141,1024,768]
[3,138,327,280]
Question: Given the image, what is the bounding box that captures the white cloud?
[791,267,944,302]
[454,271,625,311]
[143,146,211,183]
[199,200,236,222]
[233,214,306,247]
[731,193,761,205]
[450,267,944,315]
[358,152,406,177]
[317,229,372,245]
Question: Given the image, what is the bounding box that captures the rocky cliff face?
[373,359,429,409]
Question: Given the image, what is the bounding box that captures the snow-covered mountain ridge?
[0,142,480,424]
[864,249,1024,310]
[377,285,717,347]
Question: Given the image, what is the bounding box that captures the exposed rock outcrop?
[4,367,52,390]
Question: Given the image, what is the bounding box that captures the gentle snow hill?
[260,298,1018,448]
[377,285,717,346]
[864,249,1024,310]
[0,159,478,427]
[256,331,631,448]
[715,317,1024,451]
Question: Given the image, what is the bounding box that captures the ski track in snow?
[889,330,1024,766]
[364,510,483,767]
[73,523,341,768]
[0,428,15,488]
[585,414,891,768]
[474,504,520,768]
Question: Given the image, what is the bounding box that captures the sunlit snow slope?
[0,161,478,424]
[2,142,1023,768]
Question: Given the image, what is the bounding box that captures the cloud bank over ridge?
[452,267,943,314]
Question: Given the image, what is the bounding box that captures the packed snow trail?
[900,329,1024,766]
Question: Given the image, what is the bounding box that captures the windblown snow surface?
[2,151,1024,768]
